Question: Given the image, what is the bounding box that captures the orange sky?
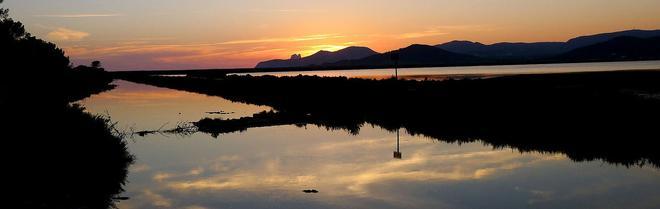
[4,0,660,70]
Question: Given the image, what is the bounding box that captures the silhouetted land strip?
[111,59,660,78]
[120,70,660,167]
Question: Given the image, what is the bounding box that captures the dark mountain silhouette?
[436,41,566,60]
[555,36,660,62]
[327,44,480,68]
[566,29,660,49]
[252,29,660,70]
[255,46,378,68]
[436,29,660,60]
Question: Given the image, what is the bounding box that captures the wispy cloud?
[47,27,90,41]
[247,9,316,13]
[397,30,448,39]
[64,33,345,62]
[35,13,123,18]
[219,34,345,45]
[142,190,172,208]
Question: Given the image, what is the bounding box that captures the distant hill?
[254,29,660,69]
[555,36,660,62]
[566,29,660,49]
[436,29,660,60]
[436,41,566,60]
[326,44,480,68]
[255,46,378,68]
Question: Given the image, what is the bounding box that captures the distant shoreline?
[110,59,660,75]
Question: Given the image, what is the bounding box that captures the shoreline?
[110,59,660,76]
[118,69,660,167]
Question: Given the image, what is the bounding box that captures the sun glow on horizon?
[4,0,660,70]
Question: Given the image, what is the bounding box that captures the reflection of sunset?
[75,80,660,209]
[79,80,271,130]
[164,138,563,195]
[107,124,589,209]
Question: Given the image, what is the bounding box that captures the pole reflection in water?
[394,129,402,159]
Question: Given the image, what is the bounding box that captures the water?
[78,77,660,209]
[81,62,660,209]
[240,60,660,79]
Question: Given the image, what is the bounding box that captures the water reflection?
[240,60,660,79]
[79,81,660,209]
[394,129,402,159]
[122,70,660,168]
[79,80,271,131]
[116,126,660,209]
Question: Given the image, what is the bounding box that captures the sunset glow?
[5,0,660,70]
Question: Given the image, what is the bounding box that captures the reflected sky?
[81,80,660,209]
[240,60,660,79]
[79,80,271,130]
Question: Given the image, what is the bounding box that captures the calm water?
[80,74,660,208]
[240,60,660,79]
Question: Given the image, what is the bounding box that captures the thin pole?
[396,129,400,152]
[395,61,398,80]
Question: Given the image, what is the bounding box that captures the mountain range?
[255,29,660,69]
[255,46,377,68]
[554,36,660,62]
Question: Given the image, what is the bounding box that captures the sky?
[3,0,660,71]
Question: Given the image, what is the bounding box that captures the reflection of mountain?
[555,36,660,62]
[121,70,660,167]
[255,46,378,68]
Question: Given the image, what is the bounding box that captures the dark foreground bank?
[120,70,660,167]
[2,2,134,207]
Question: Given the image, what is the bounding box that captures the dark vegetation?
[120,71,660,167]
[0,1,133,208]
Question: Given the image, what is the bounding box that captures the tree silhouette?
[1,1,113,103]
[2,2,133,209]
[92,60,102,68]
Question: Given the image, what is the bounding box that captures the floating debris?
[206,110,235,115]
[303,189,319,193]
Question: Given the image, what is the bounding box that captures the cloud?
[163,140,564,196]
[397,30,448,39]
[35,13,123,18]
[247,9,316,13]
[142,190,172,207]
[395,27,449,39]
[218,34,345,45]
[62,33,348,70]
[130,164,151,173]
[47,28,90,41]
